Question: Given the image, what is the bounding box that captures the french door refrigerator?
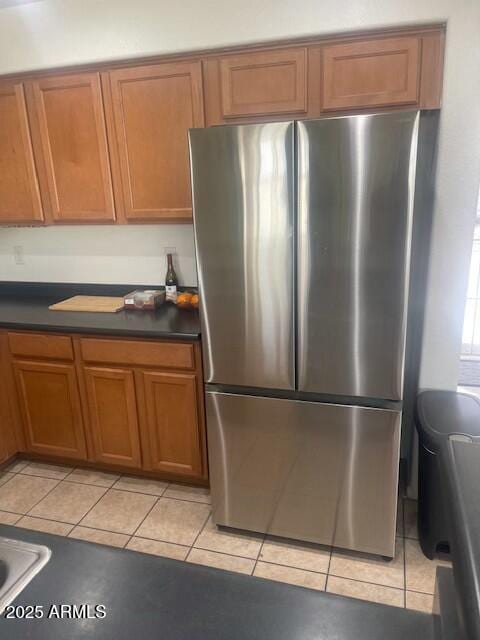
[189,111,437,557]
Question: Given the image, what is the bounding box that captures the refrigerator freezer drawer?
[189,122,295,390]
[207,391,400,557]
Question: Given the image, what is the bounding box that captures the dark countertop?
[440,438,480,640]
[0,282,200,340]
[416,390,480,639]
[0,524,434,640]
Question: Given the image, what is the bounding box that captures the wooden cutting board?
[49,296,125,313]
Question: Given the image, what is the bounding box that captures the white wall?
[0,225,198,285]
[0,0,479,392]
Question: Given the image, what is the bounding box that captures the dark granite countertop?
[0,282,200,340]
[0,524,434,640]
[440,438,480,640]
[416,390,480,639]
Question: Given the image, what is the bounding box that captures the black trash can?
[415,390,480,559]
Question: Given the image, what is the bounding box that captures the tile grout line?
[17,470,210,504]
[324,570,407,594]
[122,492,209,505]
[185,510,213,562]
[68,483,112,531]
[12,467,212,504]
[0,473,19,491]
[189,537,265,568]
[19,472,75,482]
[0,507,32,517]
[60,479,118,489]
[120,479,172,551]
[0,513,23,526]
[111,477,171,493]
[127,496,161,539]
[62,466,77,481]
[130,534,189,551]
[70,526,129,549]
[127,486,168,539]
[22,478,63,518]
[251,535,266,576]
[16,511,126,535]
[325,544,334,591]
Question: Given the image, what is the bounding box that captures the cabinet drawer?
[8,332,74,361]
[80,338,195,370]
[322,37,420,111]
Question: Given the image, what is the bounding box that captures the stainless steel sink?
[0,537,51,613]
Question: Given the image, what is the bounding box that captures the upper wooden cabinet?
[204,29,443,125]
[204,47,312,125]
[29,72,115,222]
[107,61,204,222]
[213,48,307,120]
[321,37,421,111]
[0,25,445,225]
[0,81,44,223]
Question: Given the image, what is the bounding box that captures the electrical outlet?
[13,245,25,265]
[164,247,177,256]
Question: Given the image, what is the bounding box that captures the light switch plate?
[13,245,25,265]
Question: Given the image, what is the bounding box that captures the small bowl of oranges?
[176,291,199,310]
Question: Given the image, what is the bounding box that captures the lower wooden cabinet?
[13,360,87,459]
[84,366,142,468]
[139,371,202,477]
[6,331,206,482]
[0,436,8,465]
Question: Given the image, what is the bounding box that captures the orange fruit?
[177,292,193,307]
[191,294,199,308]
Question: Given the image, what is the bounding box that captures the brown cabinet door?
[30,72,115,222]
[139,371,202,477]
[0,81,44,223]
[217,48,307,119]
[14,360,87,459]
[108,61,204,222]
[322,37,420,111]
[0,435,8,465]
[84,366,142,468]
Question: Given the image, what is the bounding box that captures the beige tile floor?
[0,460,450,613]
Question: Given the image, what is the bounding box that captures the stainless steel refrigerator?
[189,111,438,557]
